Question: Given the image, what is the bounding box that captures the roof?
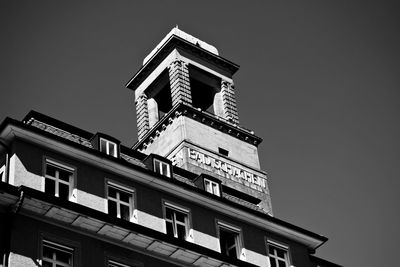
[143,27,219,65]
[22,110,264,212]
[0,110,328,250]
[126,30,239,91]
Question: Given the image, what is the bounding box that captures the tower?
[127,28,272,214]
[0,27,340,267]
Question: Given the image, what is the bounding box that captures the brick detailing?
[221,81,239,124]
[168,60,192,107]
[136,93,150,140]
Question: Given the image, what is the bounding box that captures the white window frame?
[44,159,75,202]
[108,260,132,267]
[0,164,5,182]
[267,240,291,267]
[42,240,74,267]
[100,138,118,157]
[204,178,220,196]
[154,158,171,177]
[107,182,135,222]
[217,221,242,260]
[163,202,190,241]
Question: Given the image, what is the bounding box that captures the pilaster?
[136,93,150,140]
[168,60,192,107]
[221,81,239,124]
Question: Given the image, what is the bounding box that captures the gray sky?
[1,1,399,266]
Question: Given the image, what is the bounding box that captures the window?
[164,204,190,241]
[218,147,229,156]
[107,184,134,221]
[44,160,74,201]
[42,240,73,267]
[204,179,220,196]
[108,260,132,267]
[267,241,290,267]
[218,222,241,259]
[154,158,170,177]
[100,138,117,157]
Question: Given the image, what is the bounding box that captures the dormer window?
[100,138,117,158]
[91,133,120,158]
[194,173,222,197]
[143,154,173,178]
[154,158,171,177]
[204,178,220,196]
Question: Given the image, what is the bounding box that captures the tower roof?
[126,28,239,91]
[143,27,219,65]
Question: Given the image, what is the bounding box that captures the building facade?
[0,28,340,267]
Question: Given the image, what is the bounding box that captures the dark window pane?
[269,246,275,255]
[225,233,235,247]
[100,139,107,153]
[109,143,116,156]
[45,178,55,196]
[119,191,130,203]
[59,183,69,200]
[154,161,161,174]
[161,163,169,176]
[42,261,52,267]
[56,250,71,264]
[277,248,285,258]
[278,260,287,267]
[228,246,237,258]
[43,246,53,259]
[120,204,130,221]
[108,187,117,198]
[176,224,186,240]
[166,221,174,236]
[220,231,228,255]
[204,180,211,192]
[212,184,219,195]
[108,200,117,217]
[175,212,185,223]
[270,259,277,267]
[46,165,56,177]
[58,169,70,182]
[165,208,173,220]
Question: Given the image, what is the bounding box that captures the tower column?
[168,60,192,107]
[136,93,150,140]
[147,98,159,128]
[213,91,225,118]
[221,80,239,124]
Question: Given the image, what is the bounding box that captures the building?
[0,28,340,267]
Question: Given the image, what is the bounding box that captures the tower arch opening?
[188,65,221,115]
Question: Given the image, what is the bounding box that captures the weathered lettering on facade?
[187,148,266,189]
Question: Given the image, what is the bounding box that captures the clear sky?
[1,1,399,266]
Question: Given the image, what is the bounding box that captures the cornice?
[133,103,263,151]
[126,35,239,91]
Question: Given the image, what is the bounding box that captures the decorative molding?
[133,103,262,151]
